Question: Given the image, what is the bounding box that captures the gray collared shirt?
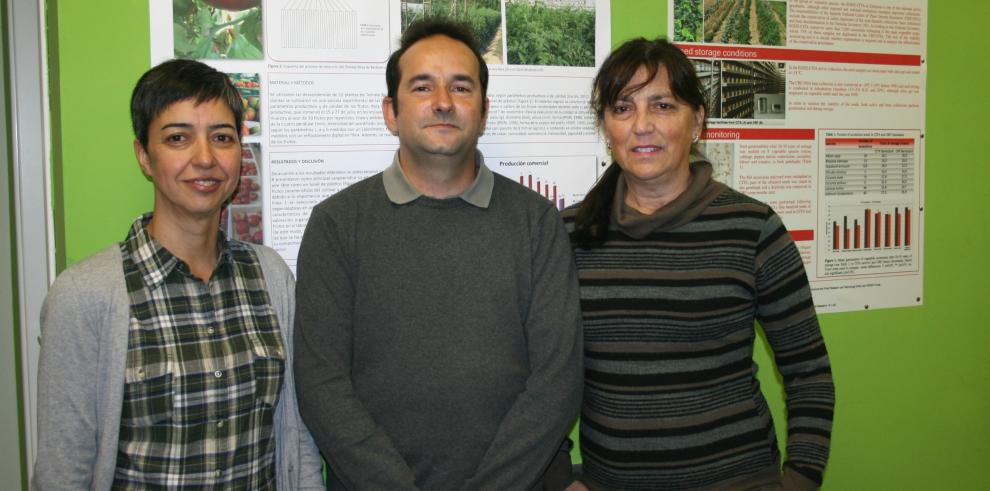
[382,150,494,208]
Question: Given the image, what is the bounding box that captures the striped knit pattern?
[562,187,834,490]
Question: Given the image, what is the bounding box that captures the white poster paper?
[670,0,927,312]
[153,0,611,270]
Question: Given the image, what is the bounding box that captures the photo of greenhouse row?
[693,59,787,120]
[401,0,596,67]
[674,0,787,46]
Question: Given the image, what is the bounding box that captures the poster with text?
[152,0,612,270]
[671,0,927,313]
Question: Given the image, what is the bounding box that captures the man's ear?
[382,96,399,136]
[134,139,152,177]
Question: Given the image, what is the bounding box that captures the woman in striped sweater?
[559,38,834,491]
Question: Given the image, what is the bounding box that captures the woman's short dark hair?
[130,59,244,149]
[385,18,489,115]
[574,38,707,248]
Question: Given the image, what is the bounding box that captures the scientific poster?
[152,0,611,269]
[671,0,927,312]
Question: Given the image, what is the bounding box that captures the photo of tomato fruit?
[232,176,261,205]
[242,161,258,176]
[230,209,264,244]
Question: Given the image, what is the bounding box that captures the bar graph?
[829,205,912,251]
[488,155,598,212]
[519,174,567,210]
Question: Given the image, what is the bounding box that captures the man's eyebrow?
[450,74,476,85]
[406,73,435,85]
[405,73,477,85]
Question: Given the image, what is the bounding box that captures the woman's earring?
[692,133,700,144]
[605,140,612,152]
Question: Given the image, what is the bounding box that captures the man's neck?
[398,149,478,198]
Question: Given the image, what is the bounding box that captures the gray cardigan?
[32,243,324,490]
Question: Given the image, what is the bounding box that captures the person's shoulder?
[44,245,124,315]
[229,240,293,285]
[52,245,122,290]
[243,242,291,270]
[313,172,385,213]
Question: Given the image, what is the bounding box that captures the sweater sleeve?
[754,210,835,487]
[32,263,109,490]
[254,246,325,489]
[292,206,421,490]
[460,206,584,491]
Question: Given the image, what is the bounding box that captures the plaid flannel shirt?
[113,214,285,489]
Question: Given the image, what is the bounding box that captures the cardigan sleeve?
[254,245,325,489]
[32,258,113,490]
[754,210,835,488]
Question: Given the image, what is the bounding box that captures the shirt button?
[217,420,225,428]
[215,468,222,477]
[214,370,223,378]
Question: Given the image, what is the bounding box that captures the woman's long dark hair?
[571,38,708,248]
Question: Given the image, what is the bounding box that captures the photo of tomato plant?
[505,0,595,67]
[173,0,263,60]
[401,0,504,64]
[228,73,261,136]
[674,0,703,42]
[703,0,786,46]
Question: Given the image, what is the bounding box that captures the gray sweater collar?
[383,150,494,208]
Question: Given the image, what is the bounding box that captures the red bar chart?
[489,156,598,213]
[519,175,567,210]
[829,206,912,251]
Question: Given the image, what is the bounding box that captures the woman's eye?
[166,134,186,143]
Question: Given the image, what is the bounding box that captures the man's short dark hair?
[130,59,244,149]
[385,18,489,115]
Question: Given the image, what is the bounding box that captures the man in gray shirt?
[293,18,582,491]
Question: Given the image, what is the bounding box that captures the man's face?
[382,34,488,167]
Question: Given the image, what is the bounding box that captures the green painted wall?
[50,0,151,268]
[48,0,990,489]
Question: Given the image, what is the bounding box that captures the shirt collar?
[382,150,494,208]
[123,212,240,291]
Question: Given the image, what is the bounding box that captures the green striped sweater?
[561,162,834,490]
